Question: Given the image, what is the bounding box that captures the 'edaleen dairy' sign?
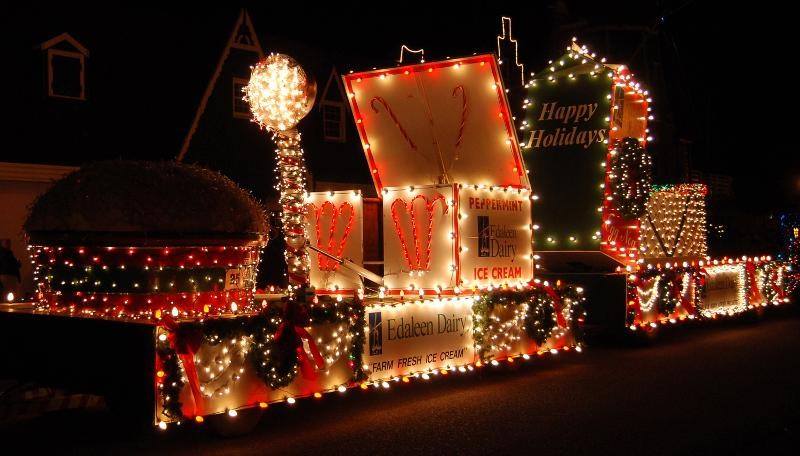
[459,186,533,287]
[363,299,475,381]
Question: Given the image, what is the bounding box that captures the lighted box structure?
[523,41,791,332]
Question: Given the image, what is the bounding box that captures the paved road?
[3,308,799,455]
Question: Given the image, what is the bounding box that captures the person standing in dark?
[0,239,22,301]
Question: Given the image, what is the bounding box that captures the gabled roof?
[38,32,89,56]
[177,9,264,162]
[531,42,610,81]
[320,67,346,103]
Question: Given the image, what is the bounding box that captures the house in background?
[0,162,76,294]
[0,8,375,294]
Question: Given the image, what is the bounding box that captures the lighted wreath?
[609,137,652,219]
[524,293,559,346]
[250,294,366,390]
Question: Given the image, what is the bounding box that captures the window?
[48,51,84,99]
[322,101,346,142]
[320,68,348,142]
[40,33,89,101]
[611,85,625,131]
[233,78,250,119]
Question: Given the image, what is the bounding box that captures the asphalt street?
[2,308,799,455]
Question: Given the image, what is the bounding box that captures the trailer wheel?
[207,407,264,437]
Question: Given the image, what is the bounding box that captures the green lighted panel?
[521,52,615,251]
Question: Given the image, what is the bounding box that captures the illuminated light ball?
[245,53,317,132]
[5,292,14,302]
[195,415,204,423]
[227,409,238,418]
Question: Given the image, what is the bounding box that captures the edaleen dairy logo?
[368,311,383,355]
[477,215,517,258]
[478,216,491,257]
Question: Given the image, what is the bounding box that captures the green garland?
[46,265,231,294]
[656,271,680,317]
[609,137,652,219]
[560,285,587,341]
[156,332,185,421]
[347,301,367,383]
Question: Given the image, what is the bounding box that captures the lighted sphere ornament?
[246,53,317,285]
[245,54,316,132]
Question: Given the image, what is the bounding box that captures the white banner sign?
[701,264,746,315]
[363,298,475,381]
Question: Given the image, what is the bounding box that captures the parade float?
[522,40,792,334]
[0,37,791,432]
[0,53,585,432]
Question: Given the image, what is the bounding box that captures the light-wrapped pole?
[245,54,316,285]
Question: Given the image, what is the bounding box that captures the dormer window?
[322,102,345,142]
[233,77,250,119]
[40,33,89,100]
[320,68,347,143]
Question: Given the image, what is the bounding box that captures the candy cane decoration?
[390,194,448,271]
[452,85,468,150]
[308,201,355,271]
[370,96,417,151]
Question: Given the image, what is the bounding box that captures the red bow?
[540,283,567,328]
[745,262,764,305]
[274,299,326,381]
[769,268,786,302]
[672,272,695,316]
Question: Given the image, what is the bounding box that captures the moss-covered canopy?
[25,161,268,235]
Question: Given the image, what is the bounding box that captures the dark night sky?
[2,1,795,213]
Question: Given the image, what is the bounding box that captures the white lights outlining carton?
[381,183,533,293]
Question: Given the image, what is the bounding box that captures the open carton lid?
[343,55,529,193]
